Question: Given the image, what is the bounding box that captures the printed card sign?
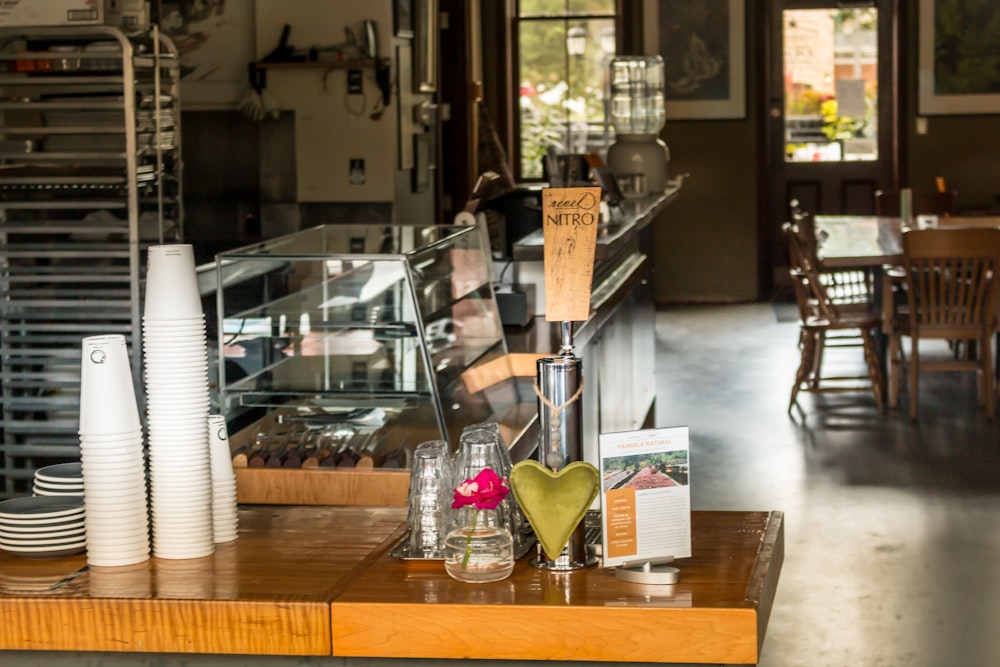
[599,426,691,568]
[542,187,601,322]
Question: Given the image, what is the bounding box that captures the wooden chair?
[783,222,885,412]
[874,189,957,217]
[887,227,1000,419]
[790,203,874,309]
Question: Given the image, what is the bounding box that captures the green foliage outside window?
[516,1,616,179]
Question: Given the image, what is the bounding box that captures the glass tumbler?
[406,440,454,557]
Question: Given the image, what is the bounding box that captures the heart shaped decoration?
[509,459,600,561]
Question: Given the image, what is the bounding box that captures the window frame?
[510,1,630,182]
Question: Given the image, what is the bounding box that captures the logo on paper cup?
[90,349,107,364]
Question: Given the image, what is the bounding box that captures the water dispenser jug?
[606,56,670,198]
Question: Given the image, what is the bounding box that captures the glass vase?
[443,508,514,583]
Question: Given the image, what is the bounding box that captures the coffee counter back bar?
[0,187,785,666]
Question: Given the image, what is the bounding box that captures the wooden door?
[766,0,897,286]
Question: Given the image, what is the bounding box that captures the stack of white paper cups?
[78,334,150,567]
[207,415,238,543]
[143,244,214,559]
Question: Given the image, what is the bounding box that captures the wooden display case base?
[235,467,409,507]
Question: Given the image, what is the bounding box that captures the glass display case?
[215,223,523,470]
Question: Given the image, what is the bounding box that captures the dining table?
[812,214,904,269]
[814,215,1000,270]
[812,213,1000,378]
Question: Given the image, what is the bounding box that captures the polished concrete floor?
[655,303,1000,667]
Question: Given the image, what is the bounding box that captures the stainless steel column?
[533,348,591,570]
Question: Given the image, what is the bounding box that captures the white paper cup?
[143,360,209,373]
[84,522,148,541]
[78,429,142,443]
[142,315,205,328]
[82,476,147,493]
[87,549,150,568]
[84,523,148,540]
[143,244,203,320]
[152,528,214,546]
[141,326,207,337]
[151,547,215,561]
[146,435,210,451]
[150,481,210,497]
[79,335,141,436]
[206,415,235,481]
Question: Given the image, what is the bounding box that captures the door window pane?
[520,0,615,18]
[784,8,878,163]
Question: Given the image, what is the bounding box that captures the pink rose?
[451,468,510,510]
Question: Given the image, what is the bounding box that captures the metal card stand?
[614,556,680,585]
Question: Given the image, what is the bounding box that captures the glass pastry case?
[215,223,525,482]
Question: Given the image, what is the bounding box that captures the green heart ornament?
[509,459,600,561]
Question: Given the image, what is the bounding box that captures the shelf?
[253,57,387,70]
[0,24,183,499]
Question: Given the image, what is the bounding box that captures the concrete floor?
[655,303,1000,667]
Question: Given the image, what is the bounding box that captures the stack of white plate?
[143,244,214,560]
[0,496,86,559]
[78,334,150,567]
[32,462,84,498]
[207,415,238,543]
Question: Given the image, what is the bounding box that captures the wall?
[650,0,760,303]
[903,1,1000,211]
[179,1,437,254]
[254,1,397,204]
[180,111,261,263]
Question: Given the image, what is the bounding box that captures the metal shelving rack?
[0,24,183,498]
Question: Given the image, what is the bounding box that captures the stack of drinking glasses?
[208,415,239,543]
[405,439,454,558]
[142,244,214,559]
[78,334,150,566]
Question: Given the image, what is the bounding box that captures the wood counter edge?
[0,597,331,655]
[746,510,785,661]
[329,603,760,663]
[0,516,409,656]
[327,511,784,664]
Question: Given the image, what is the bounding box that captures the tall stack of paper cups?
[78,334,150,566]
[142,244,214,559]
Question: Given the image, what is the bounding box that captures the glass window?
[783,8,878,163]
[516,1,617,179]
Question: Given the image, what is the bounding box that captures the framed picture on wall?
[658,0,745,120]
[159,0,256,110]
[918,0,1000,115]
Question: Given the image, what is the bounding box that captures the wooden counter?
[0,507,783,665]
[0,506,407,655]
[331,510,783,664]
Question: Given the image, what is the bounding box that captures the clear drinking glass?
[406,440,454,557]
[454,423,526,548]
